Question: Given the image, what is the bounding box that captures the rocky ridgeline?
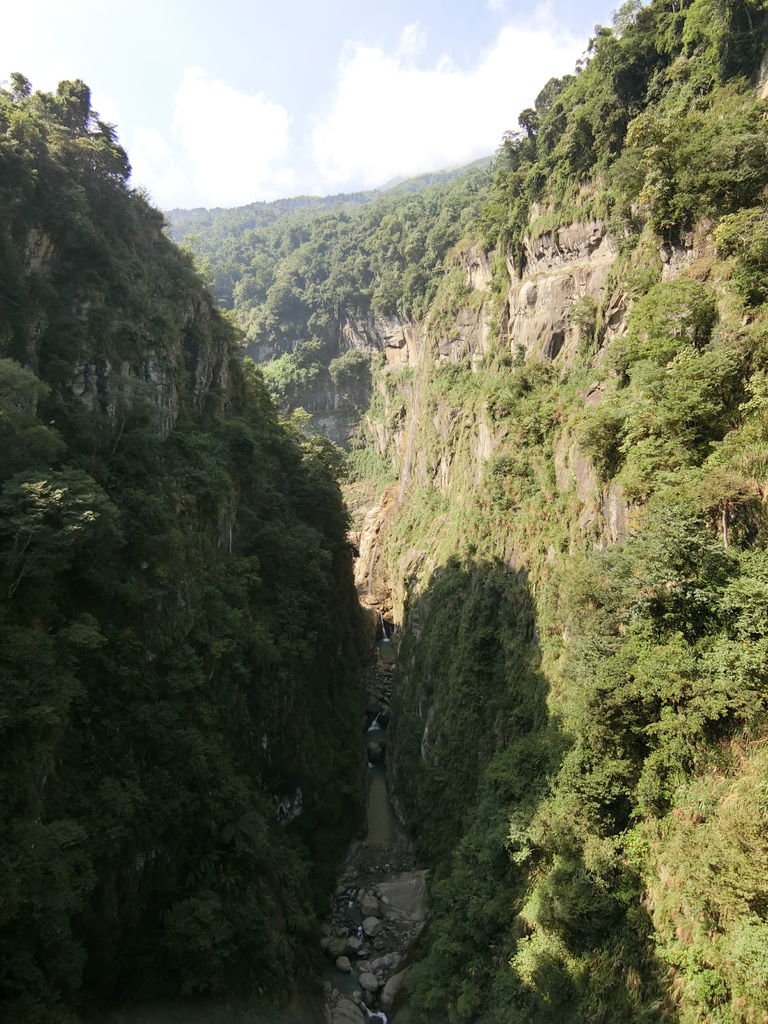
[323,650,427,1024]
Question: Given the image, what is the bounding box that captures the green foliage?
[260,344,322,407]
[611,278,718,373]
[621,84,768,235]
[167,166,490,434]
[328,348,372,402]
[715,206,768,306]
[570,294,600,353]
[171,168,489,338]
[481,0,768,267]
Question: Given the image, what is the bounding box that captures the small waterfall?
[361,1005,387,1024]
[379,612,388,639]
[367,712,382,733]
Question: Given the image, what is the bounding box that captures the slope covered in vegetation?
[0,76,363,1022]
[378,3,768,1021]
[167,161,492,443]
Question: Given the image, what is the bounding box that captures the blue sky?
[2,0,617,209]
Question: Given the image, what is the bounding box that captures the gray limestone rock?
[359,892,380,917]
[358,970,379,992]
[380,968,411,1011]
[369,951,403,974]
[362,916,382,938]
[330,998,366,1024]
[378,871,429,923]
[328,934,348,958]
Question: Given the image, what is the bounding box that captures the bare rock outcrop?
[507,219,619,364]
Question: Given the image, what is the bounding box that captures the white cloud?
[311,12,583,192]
[397,23,427,61]
[117,13,585,207]
[130,68,294,208]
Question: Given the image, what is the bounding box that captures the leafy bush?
[612,278,718,373]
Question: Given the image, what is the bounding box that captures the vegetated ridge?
[0,74,364,1022]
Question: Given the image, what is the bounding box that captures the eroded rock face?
[759,49,768,100]
[342,313,421,366]
[660,220,716,281]
[380,968,410,1011]
[353,487,399,621]
[463,243,493,292]
[17,224,232,439]
[506,220,619,364]
[23,229,55,274]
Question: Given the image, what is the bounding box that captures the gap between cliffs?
[320,601,428,1024]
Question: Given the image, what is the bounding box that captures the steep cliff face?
[354,216,632,620]
[0,79,364,1021]
[352,25,768,1012]
[506,218,621,362]
[5,184,232,440]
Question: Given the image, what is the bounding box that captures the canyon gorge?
[3,2,768,1022]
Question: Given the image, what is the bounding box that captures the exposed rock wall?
[342,312,421,366]
[355,219,634,618]
[506,219,620,362]
[16,227,232,437]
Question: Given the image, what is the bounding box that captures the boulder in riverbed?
[359,892,380,917]
[378,870,429,923]
[358,970,379,992]
[328,934,348,958]
[335,955,352,973]
[369,951,403,973]
[330,997,366,1024]
[380,967,411,1011]
[362,916,382,938]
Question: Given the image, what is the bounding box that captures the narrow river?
[320,633,428,1024]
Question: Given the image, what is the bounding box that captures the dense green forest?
[166,158,491,318]
[0,75,363,1021]
[173,0,768,1021]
